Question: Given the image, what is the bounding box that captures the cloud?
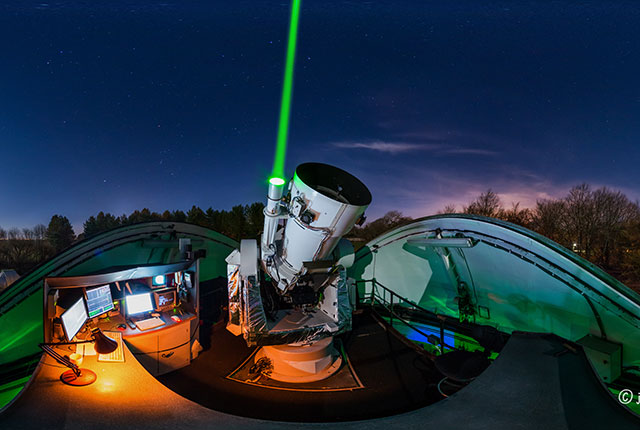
[442,148,499,156]
[332,141,442,154]
[395,130,468,141]
[331,140,498,156]
[357,165,574,221]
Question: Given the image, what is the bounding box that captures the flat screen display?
[61,297,88,341]
[153,290,175,311]
[86,285,114,318]
[126,293,154,315]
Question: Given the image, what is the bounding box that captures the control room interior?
[43,267,199,375]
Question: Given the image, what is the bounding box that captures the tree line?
[1,184,639,292]
[439,184,640,290]
[0,204,265,275]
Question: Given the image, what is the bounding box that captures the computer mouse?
[151,312,160,317]
[117,324,127,331]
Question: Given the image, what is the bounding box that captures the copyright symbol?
[618,389,633,405]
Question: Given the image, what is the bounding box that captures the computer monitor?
[61,297,88,341]
[152,275,166,288]
[85,284,114,318]
[153,289,176,312]
[126,292,154,316]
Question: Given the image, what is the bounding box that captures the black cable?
[39,344,80,376]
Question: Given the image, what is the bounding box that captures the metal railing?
[356,278,453,354]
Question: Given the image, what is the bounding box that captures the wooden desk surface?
[0,342,290,430]
[95,311,196,338]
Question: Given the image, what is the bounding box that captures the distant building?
[0,269,20,292]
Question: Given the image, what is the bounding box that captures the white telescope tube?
[261,178,285,260]
[280,163,371,282]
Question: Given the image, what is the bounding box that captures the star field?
[1,1,639,231]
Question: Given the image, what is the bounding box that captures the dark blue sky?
[1,1,639,232]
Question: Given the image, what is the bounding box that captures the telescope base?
[254,337,342,383]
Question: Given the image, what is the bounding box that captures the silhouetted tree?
[83,212,121,238]
[245,202,265,238]
[438,204,458,214]
[46,215,76,253]
[33,224,47,240]
[205,208,223,232]
[564,184,598,259]
[8,228,22,240]
[187,206,207,226]
[500,202,533,227]
[228,205,247,240]
[126,209,160,224]
[33,224,53,262]
[171,210,187,223]
[591,188,639,268]
[531,199,567,244]
[22,228,35,240]
[621,216,640,288]
[349,211,413,245]
[464,189,502,218]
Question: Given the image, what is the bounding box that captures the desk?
[95,312,197,376]
[0,342,265,430]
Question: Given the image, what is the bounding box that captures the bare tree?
[464,189,502,218]
[621,215,640,288]
[591,188,640,268]
[8,228,22,240]
[564,184,598,258]
[0,226,6,240]
[33,224,48,240]
[438,204,458,214]
[348,211,413,245]
[500,202,533,227]
[22,228,35,240]
[531,199,568,244]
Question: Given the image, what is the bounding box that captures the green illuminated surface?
[608,387,640,416]
[0,221,237,410]
[380,315,499,359]
[271,0,301,180]
[0,376,31,410]
[269,177,286,186]
[349,214,640,381]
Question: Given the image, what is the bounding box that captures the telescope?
[225,162,371,382]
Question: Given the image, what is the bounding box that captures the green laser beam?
[271,0,301,182]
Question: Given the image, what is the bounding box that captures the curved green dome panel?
[349,214,640,370]
[0,222,237,369]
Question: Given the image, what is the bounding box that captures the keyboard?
[98,331,125,363]
[134,317,165,331]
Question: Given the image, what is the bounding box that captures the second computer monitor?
[86,284,114,318]
[126,292,154,316]
[61,297,88,341]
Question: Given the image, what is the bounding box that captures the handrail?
[357,278,437,317]
[356,279,454,353]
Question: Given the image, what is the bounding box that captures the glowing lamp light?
[153,275,165,285]
[269,177,286,186]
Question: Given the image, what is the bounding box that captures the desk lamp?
[39,327,118,386]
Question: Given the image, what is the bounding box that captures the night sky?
[1,1,639,232]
